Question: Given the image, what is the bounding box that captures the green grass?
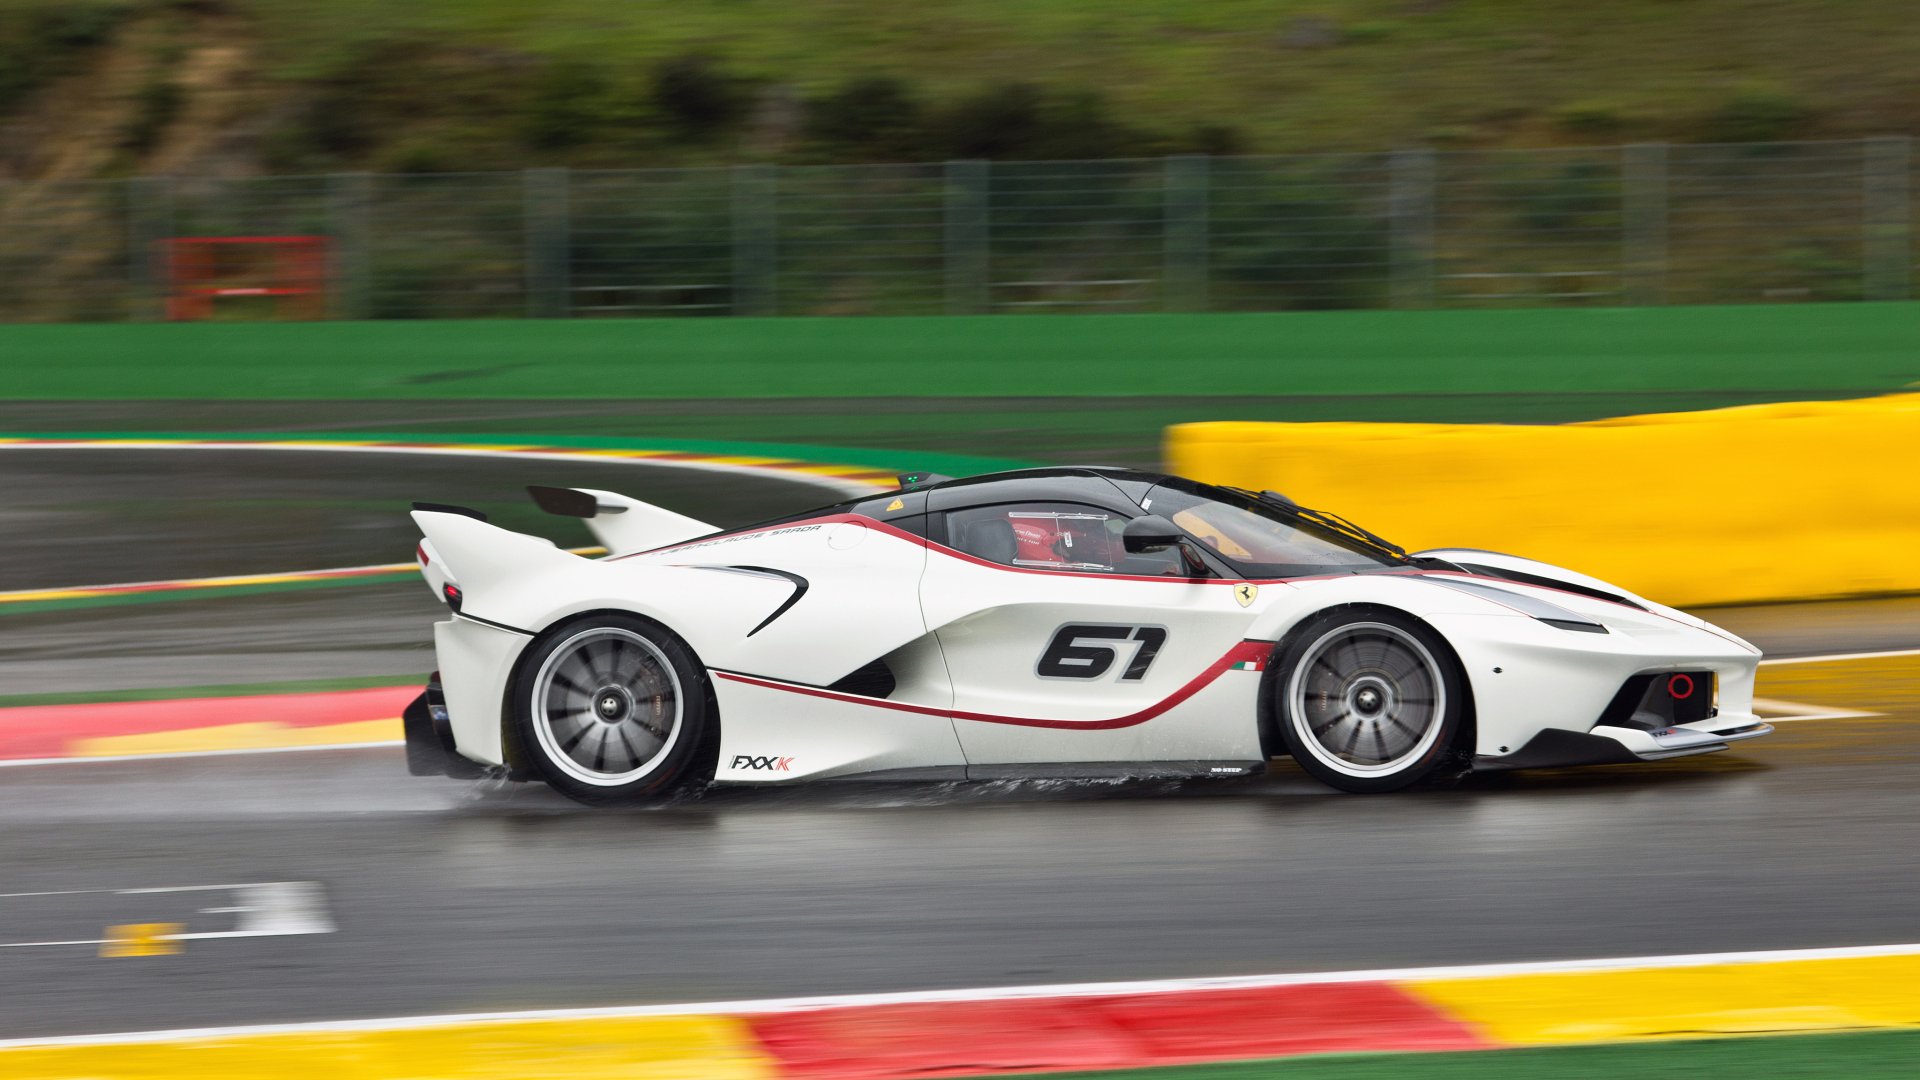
[1,305,1914,400]
[11,1,1918,174]
[951,1031,1920,1080]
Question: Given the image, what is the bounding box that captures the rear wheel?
[1274,608,1465,793]
[511,613,714,805]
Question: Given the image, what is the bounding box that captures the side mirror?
[1123,514,1185,553]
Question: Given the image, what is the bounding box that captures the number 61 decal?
[1036,624,1168,682]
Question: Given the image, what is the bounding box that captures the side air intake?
[827,658,896,699]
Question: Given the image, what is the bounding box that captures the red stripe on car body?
[714,640,1272,730]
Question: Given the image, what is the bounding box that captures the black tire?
[1272,607,1467,793]
[509,612,715,806]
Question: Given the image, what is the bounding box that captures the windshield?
[1141,479,1406,577]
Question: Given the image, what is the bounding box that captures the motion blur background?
[1,2,1917,1078]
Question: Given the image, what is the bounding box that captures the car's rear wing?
[410,488,718,616]
[412,506,579,614]
[526,485,715,557]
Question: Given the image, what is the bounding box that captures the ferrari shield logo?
[1234,583,1258,607]
[885,498,904,511]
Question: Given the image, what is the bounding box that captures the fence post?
[1164,155,1209,312]
[1388,148,1436,309]
[0,179,10,316]
[1863,136,1912,302]
[944,160,989,315]
[328,172,372,320]
[523,167,571,318]
[731,164,777,317]
[126,175,173,321]
[1621,143,1668,307]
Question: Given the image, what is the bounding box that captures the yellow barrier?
[1166,394,1920,608]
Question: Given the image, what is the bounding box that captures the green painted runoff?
[949,1030,1920,1080]
[2,304,1913,400]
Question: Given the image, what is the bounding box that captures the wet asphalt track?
[1,448,1918,1039]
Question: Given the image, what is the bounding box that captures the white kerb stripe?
[1759,648,1920,666]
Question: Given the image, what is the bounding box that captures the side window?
[944,503,1182,576]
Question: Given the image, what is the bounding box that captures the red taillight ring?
[1668,673,1695,700]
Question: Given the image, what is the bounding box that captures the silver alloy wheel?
[529,626,683,787]
[1286,621,1447,778]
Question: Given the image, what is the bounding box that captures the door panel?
[921,533,1263,765]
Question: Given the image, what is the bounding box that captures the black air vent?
[827,658,896,699]
[1455,563,1645,610]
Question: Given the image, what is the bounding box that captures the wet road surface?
[0,650,1914,1039]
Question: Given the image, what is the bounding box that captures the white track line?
[0,559,414,601]
[0,548,603,605]
[0,440,885,498]
[1760,648,1920,666]
[2,940,1918,1050]
[1751,697,1883,723]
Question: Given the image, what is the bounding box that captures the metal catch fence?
[0,138,1912,321]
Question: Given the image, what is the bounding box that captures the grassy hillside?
[4,0,1919,178]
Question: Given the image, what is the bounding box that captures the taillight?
[443,583,462,612]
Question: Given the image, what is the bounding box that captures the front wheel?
[1273,608,1466,793]
[511,613,714,806]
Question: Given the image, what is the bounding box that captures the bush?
[0,1,135,111]
[121,76,183,154]
[803,74,923,158]
[1211,163,1392,310]
[521,60,613,149]
[1557,98,1628,136]
[1702,83,1810,143]
[261,38,542,169]
[1185,123,1246,157]
[1516,160,1618,232]
[934,82,1043,158]
[378,137,462,174]
[652,54,751,139]
[929,82,1144,160]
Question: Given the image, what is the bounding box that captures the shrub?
[1702,83,1810,143]
[121,76,183,154]
[652,54,751,139]
[932,82,1042,159]
[803,74,923,158]
[1185,123,1246,157]
[1211,163,1392,310]
[929,82,1144,160]
[1557,98,1628,136]
[521,60,613,149]
[1516,160,1618,232]
[0,1,135,111]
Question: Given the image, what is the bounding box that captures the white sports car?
[403,467,1772,804]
